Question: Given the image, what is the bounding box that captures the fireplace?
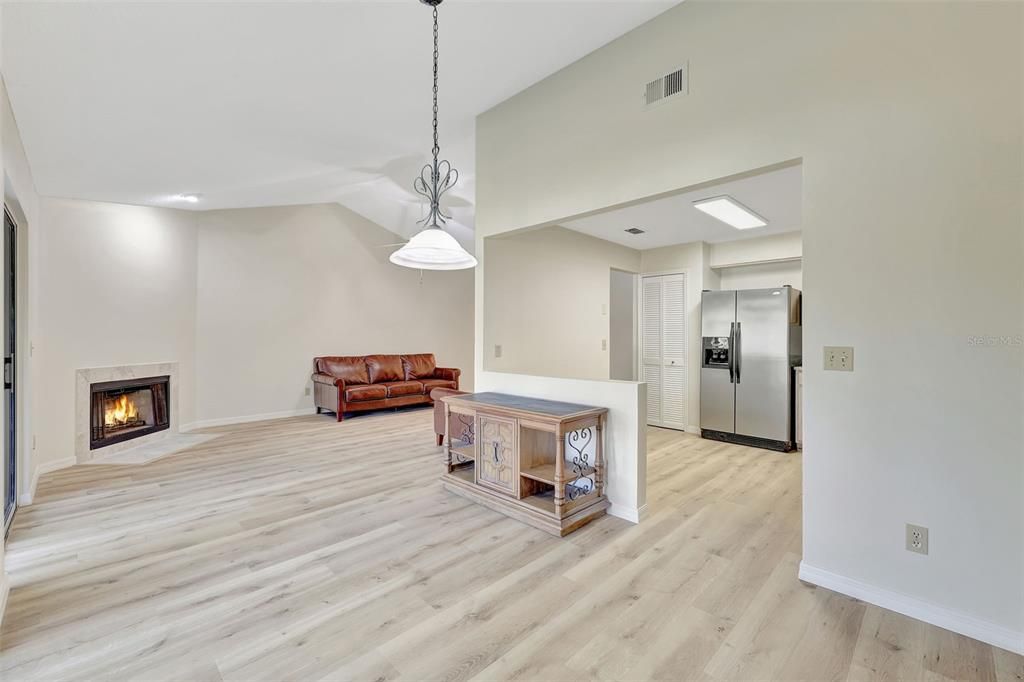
[90,376,170,450]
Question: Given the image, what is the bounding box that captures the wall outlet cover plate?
[906,523,929,555]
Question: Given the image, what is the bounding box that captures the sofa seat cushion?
[401,353,437,380]
[366,355,404,383]
[421,378,458,393]
[345,384,387,402]
[382,380,424,398]
[319,356,370,385]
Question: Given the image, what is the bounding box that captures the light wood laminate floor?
[1,408,1021,681]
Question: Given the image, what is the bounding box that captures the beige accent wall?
[194,203,474,425]
[484,225,640,380]
[475,0,1023,647]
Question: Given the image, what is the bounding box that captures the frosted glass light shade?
[389,227,477,270]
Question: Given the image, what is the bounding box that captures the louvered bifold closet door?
[640,277,663,425]
[659,275,687,430]
[640,273,687,430]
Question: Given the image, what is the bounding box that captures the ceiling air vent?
[624,227,646,235]
[643,63,688,109]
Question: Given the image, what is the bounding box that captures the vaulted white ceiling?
[1,0,678,247]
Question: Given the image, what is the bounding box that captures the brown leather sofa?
[312,353,460,421]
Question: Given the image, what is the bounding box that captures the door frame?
[3,205,17,535]
[638,269,689,430]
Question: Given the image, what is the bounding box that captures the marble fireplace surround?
[75,362,180,463]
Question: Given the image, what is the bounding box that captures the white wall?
[608,268,635,381]
[22,198,476,472]
[710,231,802,268]
[712,231,803,290]
[35,198,198,465]
[476,1,1023,652]
[193,203,474,425]
[484,225,640,380]
[718,260,802,291]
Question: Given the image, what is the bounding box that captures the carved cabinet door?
[476,415,518,496]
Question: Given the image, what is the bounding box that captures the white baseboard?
[799,561,1023,655]
[181,408,317,432]
[609,502,647,524]
[685,424,701,435]
[19,456,76,506]
[0,572,9,629]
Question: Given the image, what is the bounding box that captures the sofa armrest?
[434,367,461,385]
[312,373,345,388]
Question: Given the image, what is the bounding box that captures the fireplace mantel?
[75,362,180,463]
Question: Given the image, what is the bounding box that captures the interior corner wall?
[192,203,474,425]
[34,198,199,470]
[483,225,640,380]
[22,196,475,474]
[475,0,1024,650]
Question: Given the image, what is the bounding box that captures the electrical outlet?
[601,339,608,351]
[304,387,311,396]
[824,346,854,371]
[601,303,608,316]
[906,523,929,555]
[494,344,502,359]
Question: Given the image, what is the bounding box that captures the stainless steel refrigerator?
[700,286,801,451]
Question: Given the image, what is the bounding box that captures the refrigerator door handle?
[735,321,742,384]
[728,322,736,384]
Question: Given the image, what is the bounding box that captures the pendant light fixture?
[390,0,477,271]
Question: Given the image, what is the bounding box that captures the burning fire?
[105,394,140,427]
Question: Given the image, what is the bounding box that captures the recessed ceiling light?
[692,195,767,229]
[176,193,201,204]
[624,227,646,235]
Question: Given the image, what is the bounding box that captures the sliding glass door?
[4,207,16,534]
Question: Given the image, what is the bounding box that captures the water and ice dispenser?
[702,336,730,368]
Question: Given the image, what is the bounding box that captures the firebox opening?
[90,376,170,450]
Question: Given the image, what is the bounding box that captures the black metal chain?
[432,6,440,162]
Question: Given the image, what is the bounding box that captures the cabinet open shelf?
[520,463,596,486]
[449,439,475,461]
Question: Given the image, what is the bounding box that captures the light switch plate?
[824,346,854,371]
[494,344,502,359]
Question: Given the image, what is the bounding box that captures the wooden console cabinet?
[440,392,609,536]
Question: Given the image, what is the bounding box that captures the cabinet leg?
[554,432,565,518]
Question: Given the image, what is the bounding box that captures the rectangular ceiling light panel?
[692,195,767,229]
